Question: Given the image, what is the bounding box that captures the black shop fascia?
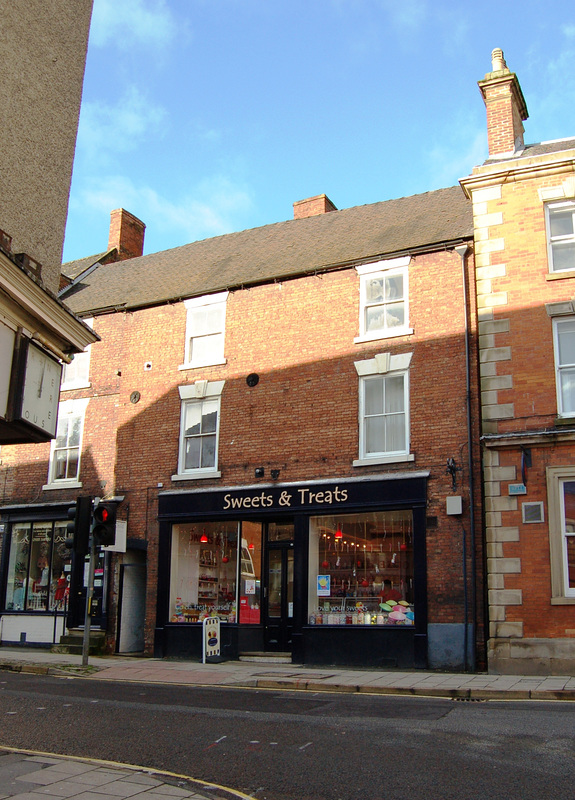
[156,472,429,668]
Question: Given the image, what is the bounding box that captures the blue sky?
[63,0,575,263]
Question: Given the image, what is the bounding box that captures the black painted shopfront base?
[301,626,420,669]
[156,624,424,669]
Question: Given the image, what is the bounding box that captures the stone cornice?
[0,250,99,356]
[460,152,575,198]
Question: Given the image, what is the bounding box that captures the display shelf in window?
[309,596,414,626]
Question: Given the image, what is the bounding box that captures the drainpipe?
[455,243,477,671]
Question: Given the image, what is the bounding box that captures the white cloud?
[74,174,254,249]
[89,0,176,48]
[77,87,167,161]
[377,0,427,34]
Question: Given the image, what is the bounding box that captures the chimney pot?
[491,48,507,73]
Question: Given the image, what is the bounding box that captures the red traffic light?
[92,502,117,546]
[96,507,109,523]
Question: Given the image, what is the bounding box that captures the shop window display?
[4,520,71,612]
[170,521,239,622]
[239,521,261,623]
[308,511,414,625]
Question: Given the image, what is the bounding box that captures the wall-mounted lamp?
[271,469,280,480]
[446,458,461,491]
[255,467,264,478]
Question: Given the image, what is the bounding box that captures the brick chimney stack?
[478,48,528,158]
[293,194,337,219]
[108,208,146,261]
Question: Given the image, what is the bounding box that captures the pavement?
[1,646,575,799]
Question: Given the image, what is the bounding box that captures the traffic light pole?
[82,533,97,666]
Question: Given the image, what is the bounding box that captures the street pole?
[82,533,97,666]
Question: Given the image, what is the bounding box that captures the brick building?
[0,189,484,670]
[461,50,575,674]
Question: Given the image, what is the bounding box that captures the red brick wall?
[0,247,484,656]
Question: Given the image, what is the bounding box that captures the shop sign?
[222,485,349,512]
[160,475,427,518]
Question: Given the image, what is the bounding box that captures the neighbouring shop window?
[562,481,575,595]
[239,521,261,623]
[4,520,71,612]
[547,467,575,601]
[170,521,239,622]
[308,510,414,625]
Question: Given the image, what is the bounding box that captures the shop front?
[0,503,108,646]
[156,473,429,668]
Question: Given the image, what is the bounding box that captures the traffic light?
[66,496,93,556]
[92,501,117,546]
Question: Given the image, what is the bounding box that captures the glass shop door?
[263,522,294,652]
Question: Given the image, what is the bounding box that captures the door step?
[51,628,106,656]
[238,651,292,664]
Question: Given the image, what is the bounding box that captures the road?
[0,671,573,800]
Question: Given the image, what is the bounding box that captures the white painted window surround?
[353,352,414,467]
[61,318,93,391]
[180,293,228,370]
[172,380,225,481]
[43,397,89,490]
[547,467,575,603]
[355,257,413,343]
[546,201,575,274]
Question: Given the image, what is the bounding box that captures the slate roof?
[62,251,109,281]
[62,186,472,316]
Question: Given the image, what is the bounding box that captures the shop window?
[546,201,575,273]
[61,318,93,390]
[181,292,228,369]
[354,351,413,466]
[239,521,262,624]
[355,257,412,343]
[547,467,575,602]
[4,520,71,612]
[44,398,89,489]
[173,380,224,480]
[308,510,414,625]
[170,521,239,622]
[553,317,575,417]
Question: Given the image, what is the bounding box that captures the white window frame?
[546,201,575,274]
[546,467,575,603]
[172,380,224,481]
[43,398,89,490]
[61,318,93,391]
[355,257,412,343]
[180,292,228,370]
[353,352,414,467]
[552,316,575,418]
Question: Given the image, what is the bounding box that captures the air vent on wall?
[522,501,544,524]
